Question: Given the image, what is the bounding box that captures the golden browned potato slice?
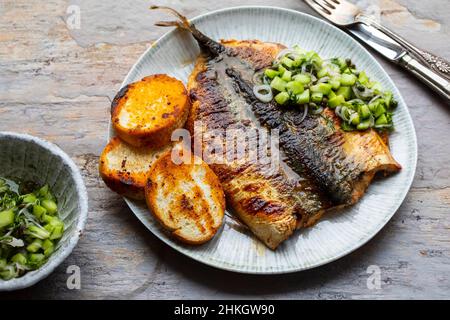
[145,148,225,245]
[99,137,171,200]
[111,74,190,148]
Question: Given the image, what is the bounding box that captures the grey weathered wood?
[0,0,449,299]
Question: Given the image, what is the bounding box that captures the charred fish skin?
[226,68,355,204]
[226,68,401,205]
[186,42,304,249]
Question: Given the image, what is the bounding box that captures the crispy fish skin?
[230,72,401,205]
[187,43,301,249]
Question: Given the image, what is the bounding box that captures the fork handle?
[356,14,450,101]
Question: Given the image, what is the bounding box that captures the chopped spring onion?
[252,70,265,84]
[352,84,374,100]
[275,49,296,62]
[253,84,273,103]
[252,46,397,131]
[311,105,324,115]
[299,104,309,124]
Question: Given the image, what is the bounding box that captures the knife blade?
[347,23,406,61]
[345,22,449,100]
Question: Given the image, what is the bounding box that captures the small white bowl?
[0,132,88,291]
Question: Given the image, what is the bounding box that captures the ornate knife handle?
[356,14,450,101]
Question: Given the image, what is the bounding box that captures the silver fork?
[304,0,450,101]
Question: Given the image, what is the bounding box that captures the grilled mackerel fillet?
[153,7,401,249]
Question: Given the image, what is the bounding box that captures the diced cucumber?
[44,246,54,257]
[374,104,386,118]
[375,114,388,125]
[275,91,290,105]
[371,81,383,92]
[48,217,64,228]
[293,74,311,84]
[41,199,57,215]
[359,104,371,119]
[42,239,54,250]
[270,76,287,92]
[0,210,14,228]
[38,185,53,200]
[311,92,323,103]
[328,95,345,108]
[281,70,292,82]
[292,56,305,67]
[42,214,54,224]
[342,68,352,75]
[310,83,332,95]
[329,78,341,90]
[296,89,310,104]
[331,57,347,70]
[281,56,294,68]
[350,113,360,125]
[308,52,323,68]
[357,119,371,130]
[29,253,45,266]
[44,223,54,233]
[368,100,379,112]
[336,86,352,100]
[358,71,369,85]
[33,205,47,220]
[27,239,43,253]
[11,253,27,265]
[340,74,357,86]
[384,91,394,108]
[42,239,55,257]
[317,67,329,78]
[264,69,279,79]
[286,81,304,95]
[22,194,37,204]
[328,90,337,99]
[50,225,64,240]
[0,265,17,280]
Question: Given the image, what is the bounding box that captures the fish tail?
[150,5,225,55]
[150,5,192,31]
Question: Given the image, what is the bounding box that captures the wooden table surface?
[1,0,449,299]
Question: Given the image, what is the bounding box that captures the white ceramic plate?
[110,6,417,274]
